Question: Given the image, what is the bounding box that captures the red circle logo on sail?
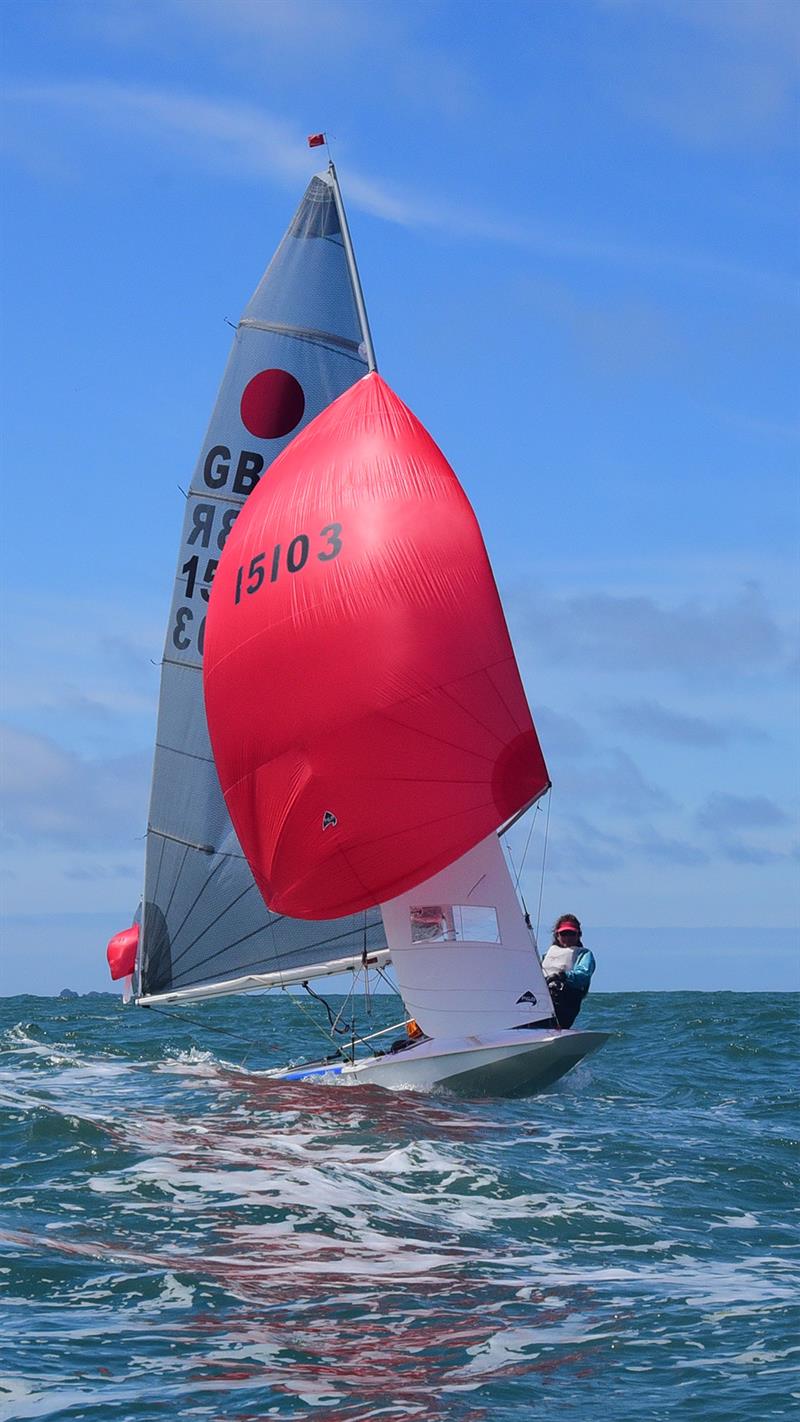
[240,369,305,439]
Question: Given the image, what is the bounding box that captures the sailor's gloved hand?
[546,972,566,995]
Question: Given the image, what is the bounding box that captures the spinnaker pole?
[327,161,377,373]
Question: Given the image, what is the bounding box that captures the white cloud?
[5,80,307,181]
[696,792,790,832]
[607,699,768,749]
[632,826,708,867]
[2,79,450,228]
[2,590,161,768]
[4,80,794,296]
[78,0,477,122]
[693,791,796,869]
[0,722,149,847]
[556,748,672,817]
[534,706,593,758]
[521,278,680,378]
[513,581,785,681]
[597,0,800,148]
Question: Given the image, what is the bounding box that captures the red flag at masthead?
[307,132,325,148]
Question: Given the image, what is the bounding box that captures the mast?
[327,161,377,373]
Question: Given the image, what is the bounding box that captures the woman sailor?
[541,914,595,1028]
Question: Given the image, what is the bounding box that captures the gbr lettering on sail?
[168,441,265,661]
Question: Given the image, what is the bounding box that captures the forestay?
[139,172,385,1002]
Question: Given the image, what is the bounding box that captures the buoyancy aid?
[541,943,581,975]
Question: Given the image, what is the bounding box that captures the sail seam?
[379,716,496,765]
[170,919,288,981]
[163,845,190,923]
[167,881,260,972]
[162,854,230,963]
[438,680,510,748]
[169,918,385,987]
[332,797,500,854]
[486,663,527,736]
[388,655,518,713]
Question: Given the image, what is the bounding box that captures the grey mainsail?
[139,172,385,1001]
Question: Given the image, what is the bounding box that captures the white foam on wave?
[152,1271,195,1310]
[452,1316,618,1378]
[2,1024,75,1067]
[160,1047,226,1072]
[709,1211,761,1229]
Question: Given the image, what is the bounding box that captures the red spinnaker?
[203,373,549,919]
[107,925,139,980]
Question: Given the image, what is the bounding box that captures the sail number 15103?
[234,522,343,604]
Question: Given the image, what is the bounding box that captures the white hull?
[269,1028,609,1098]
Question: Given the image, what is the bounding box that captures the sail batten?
[148,828,215,854]
[239,318,364,355]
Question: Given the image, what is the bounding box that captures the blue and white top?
[541,943,596,992]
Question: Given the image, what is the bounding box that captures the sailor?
[541,914,595,1028]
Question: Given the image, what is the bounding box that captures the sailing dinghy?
[107,158,607,1096]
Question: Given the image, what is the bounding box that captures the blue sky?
[1,0,798,995]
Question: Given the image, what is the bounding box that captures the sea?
[1,990,797,1422]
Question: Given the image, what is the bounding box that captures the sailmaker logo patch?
[322,811,338,831]
[516,990,537,1005]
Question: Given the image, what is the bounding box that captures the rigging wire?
[297,964,406,1065]
[535,789,552,946]
[331,968,361,1036]
[280,985,348,1059]
[514,805,539,895]
[302,979,352,1035]
[375,964,399,995]
[362,912,372,1019]
[502,799,542,929]
[139,999,280,1051]
[289,971,389,1065]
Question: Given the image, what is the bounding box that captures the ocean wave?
[1,991,797,1420]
